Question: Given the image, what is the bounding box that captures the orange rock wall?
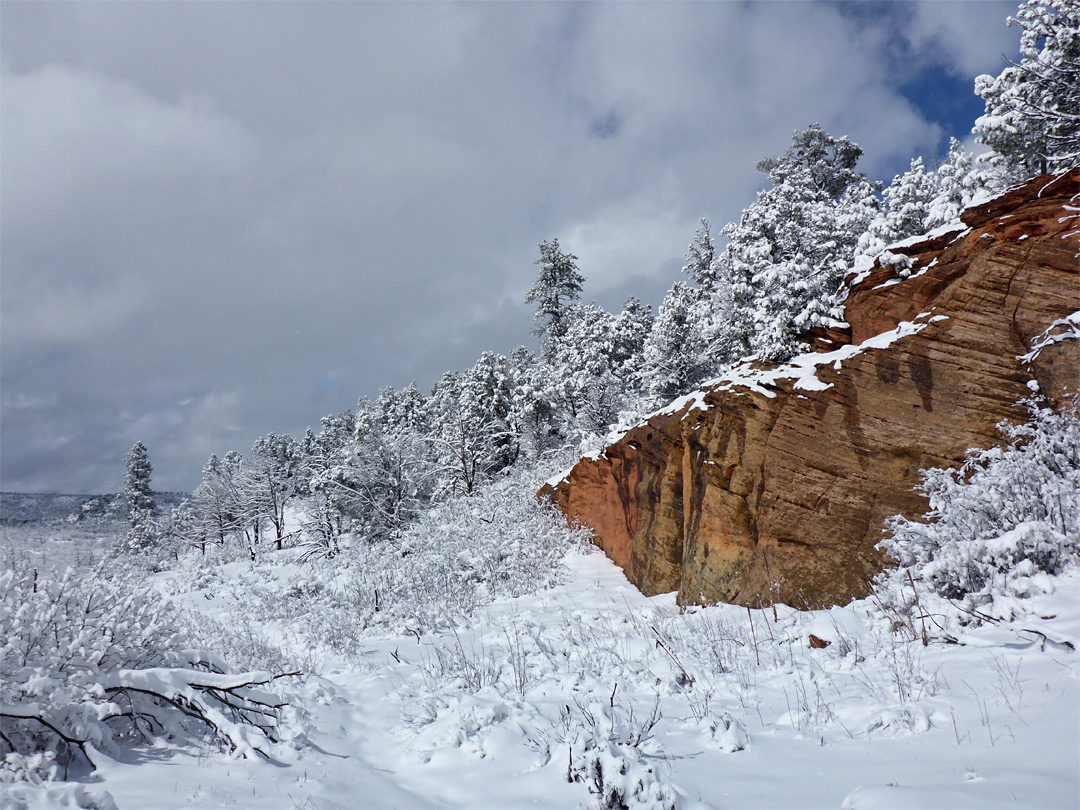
[546,170,1080,609]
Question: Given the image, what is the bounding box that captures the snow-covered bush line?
[178,464,591,661]
[403,597,936,748]
[179,612,305,679]
[0,563,297,784]
[880,397,1079,620]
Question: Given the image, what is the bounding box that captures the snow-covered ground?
[5,526,1076,810]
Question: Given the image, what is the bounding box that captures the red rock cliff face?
[544,170,1080,609]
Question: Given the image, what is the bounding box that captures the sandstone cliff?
[544,169,1080,609]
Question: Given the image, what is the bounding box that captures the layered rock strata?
[544,170,1080,609]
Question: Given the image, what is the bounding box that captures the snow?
[1018,310,1080,363]
[886,221,969,250]
[869,277,903,291]
[704,311,941,400]
[3,496,1079,810]
[10,550,1072,810]
[847,222,970,289]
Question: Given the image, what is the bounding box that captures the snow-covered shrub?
[356,468,587,627]
[880,398,1080,611]
[0,564,294,783]
[231,463,590,656]
[556,697,676,810]
[389,472,589,606]
[878,250,914,279]
[179,613,302,678]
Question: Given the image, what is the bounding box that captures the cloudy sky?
[1,1,1020,494]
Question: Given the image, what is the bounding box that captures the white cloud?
[1,62,257,234]
[907,1,1019,79]
[1,274,150,348]
[560,188,693,295]
[0,392,60,411]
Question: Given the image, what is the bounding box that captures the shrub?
[0,564,293,783]
[880,397,1079,609]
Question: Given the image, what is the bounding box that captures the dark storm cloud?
[0,1,1019,493]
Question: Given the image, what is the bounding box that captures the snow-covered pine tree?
[375,382,429,441]
[925,138,989,230]
[641,282,714,404]
[855,140,1008,267]
[219,450,262,557]
[974,0,1080,176]
[193,453,245,551]
[544,304,629,437]
[119,441,157,553]
[297,410,357,553]
[355,383,436,534]
[156,497,200,559]
[506,345,562,459]
[682,219,718,291]
[714,124,879,362]
[424,370,468,493]
[524,238,585,355]
[122,441,155,516]
[867,157,938,250]
[425,365,516,497]
[326,393,432,542]
[610,298,654,381]
[467,351,520,470]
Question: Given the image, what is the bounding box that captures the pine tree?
[524,238,585,354]
[641,282,714,404]
[609,297,654,388]
[375,383,429,441]
[158,498,200,557]
[974,0,1080,176]
[543,304,627,436]
[926,139,982,230]
[122,441,156,516]
[298,410,357,551]
[714,124,879,362]
[193,453,242,549]
[423,355,523,497]
[682,219,717,291]
[325,394,433,541]
[858,157,939,261]
[507,345,561,459]
[120,441,157,553]
[880,157,937,241]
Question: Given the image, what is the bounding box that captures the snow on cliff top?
[544,310,947,490]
